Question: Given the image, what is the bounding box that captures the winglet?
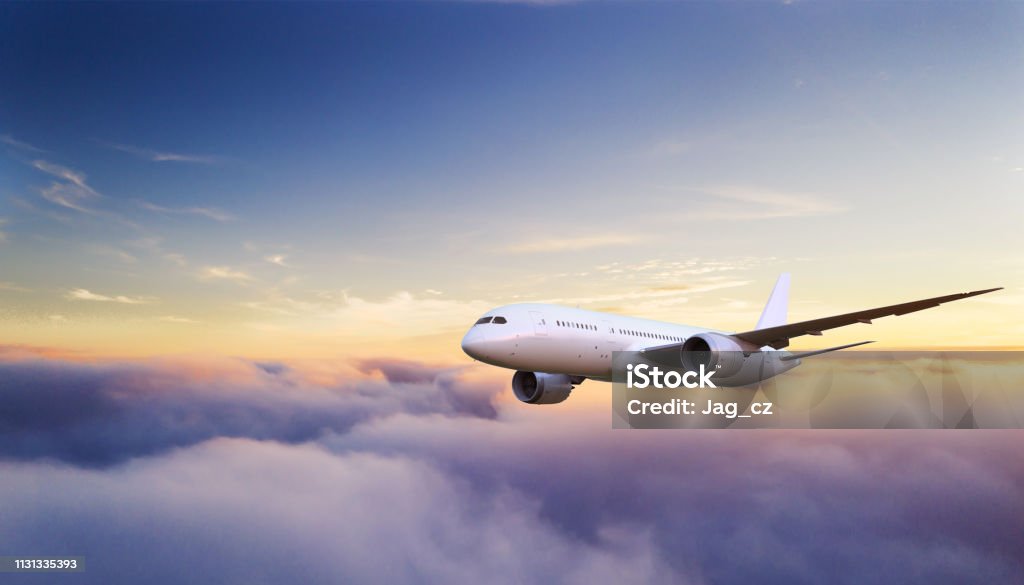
[756,273,790,330]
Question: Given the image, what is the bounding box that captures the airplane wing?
[733,287,1002,349]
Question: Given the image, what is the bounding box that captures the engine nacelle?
[512,371,574,404]
[680,333,756,378]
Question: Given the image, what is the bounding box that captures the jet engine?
[511,371,575,404]
[680,333,756,378]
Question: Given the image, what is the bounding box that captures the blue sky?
[1,2,1022,356]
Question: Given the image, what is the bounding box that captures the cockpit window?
[492,316,507,324]
[475,317,493,325]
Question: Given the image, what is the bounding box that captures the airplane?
[460,274,1001,404]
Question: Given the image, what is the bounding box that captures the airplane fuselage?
[460,302,788,382]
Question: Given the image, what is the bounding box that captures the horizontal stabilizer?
[779,341,874,362]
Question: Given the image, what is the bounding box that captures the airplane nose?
[461,329,488,360]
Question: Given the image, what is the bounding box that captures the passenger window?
[493,316,507,324]
[475,317,492,325]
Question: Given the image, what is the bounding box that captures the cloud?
[158,315,198,324]
[0,353,1021,584]
[593,257,759,279]
[0,217,7,242]
[128,237,189,266]
[653,185,847,222]
[67,288,155,304]
[27,160,141,230]
[102,141,222,164]
[0,281,31,292]
[511,258,765,317]
[264,253,289,266]
[0,133,45,152]
[503,234,641,254]
[0,355,500,466]
[32,159,104,214]
[535,277,751,309]
[243,290,492,340]
[0,440,675,584]
[33,160,98,196]
[138,201,236,222]
[89,244,138,264]
[200,266,253,282]
[357,358,464,385]
[710,186,845,215]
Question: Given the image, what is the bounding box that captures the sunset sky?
[1,1,1022,359]
[2,5,1024,585]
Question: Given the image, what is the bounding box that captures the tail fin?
[756,273,790,330]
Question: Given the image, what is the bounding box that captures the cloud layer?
[0,352,1020,584]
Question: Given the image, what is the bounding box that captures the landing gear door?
[529,311,548,336]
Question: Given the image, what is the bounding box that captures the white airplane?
[460,274,1000,404]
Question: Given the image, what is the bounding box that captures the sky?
[0,1,1021,359]
[1,4,1024,584]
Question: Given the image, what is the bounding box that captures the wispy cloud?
[139,201,236,222]
[508,257,769,319]
[667,185,847,221]
[242,289,493,343]
[159,315,198,324]
[535,277,751,307]
[128,237,189,267]
[264,254,289,267]
[101,141,222,165]
[200,266,253,283]
[1,134,45,153]
[67,288,155,304]
[33,160,97,196]
[89,245,138,264]
[0,217,7,242]
[32,159,101,214]
[710,186,846,217]
[593,257,761,279]
[0,281,31,293]
[503,234,641,254]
